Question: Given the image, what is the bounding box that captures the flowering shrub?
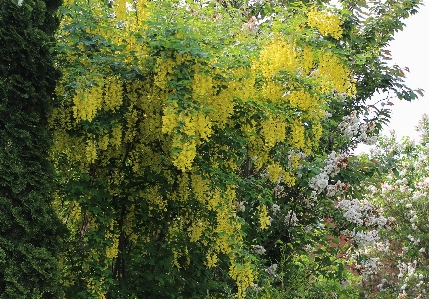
[356,115,429,298]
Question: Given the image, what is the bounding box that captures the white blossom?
[271,204,280,215]
[340,279,350,289]
[284,210,298,226]
[236,201,246,212]
[265,264,277,277]
[252,245,266,255]
[353,229,380,247]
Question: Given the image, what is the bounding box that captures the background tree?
[0,0,65,297]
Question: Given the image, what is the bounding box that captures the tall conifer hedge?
[0,0,64,297]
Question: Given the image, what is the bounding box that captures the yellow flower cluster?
[286,90,316,112]
[179,114,197,136]
[191,174,211,205]
[316,51,356,95]
[162,103,179,134]
[229,259,255,299]
[73,83,103,122]
[192,71,213,99]
[124,109,139,143]
[228,67,256,103]
[155,52,191,91]
[104,77,123,111]
[179,112,213,141]
[207,87,235,126]
[168,220,190,269]
[86,277,107,299]
[139,187,166,214]
[204,185,257,298]
[257,205,271,230]
[307,9,343,39]
[105,227,120,259]
[214,195,242,253]
[188,219,207,242]
[248,137,270,171]
[111,123,123,148]
[282,171,296,187]
[289,119,307,152]
[172,140,197,172]
[164,109,213,171]
[256,39,297,78]
[261,81,284,103]
[85,139,97,163]
[299,46,315,76]
[267,162,283,183]
[114,0,127,20]
[206,250,218,268]
[154,57,177,90]
[123,205,138,243]
[253,37,337,167]
[261,115,286,148]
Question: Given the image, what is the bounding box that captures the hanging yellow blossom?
[307,9,343,39]
[257,205,271,230]
[267,163,283,183]
[72,83,103,122]
[104,77,123,111]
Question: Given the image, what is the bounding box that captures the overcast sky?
[381,1,429,139]
[355,1,429,153]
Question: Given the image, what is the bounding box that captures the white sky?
[381,1,429,139]
[355,1,429,153]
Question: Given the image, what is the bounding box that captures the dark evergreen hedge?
[0,0,65,297]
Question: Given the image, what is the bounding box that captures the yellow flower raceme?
[282,171,296,187]
[188,219,207,242]
[104,77,123,111]
[261,115,286,147]
[299,46,315,76]
[316,51,354,94]
[206,251,218,268]
[307,9,343,39]
[257,205,271,230]
[172,139,197,172]
[85,139,97,163]
[191,174,210,204]
[73,83,103,122]
[229,259,255,299]
[192,71,213,98]
[114,0,127,20]
[142,186,167,211]
[256,39,298,78]
[261,81,284,103]
[286,90,316,112]
[289,119,307,152]
[105,230,120,259]
[267,163,283,183]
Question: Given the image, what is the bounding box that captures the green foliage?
[0,0,65,297]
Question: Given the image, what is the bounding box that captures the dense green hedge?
[0,0,65,297]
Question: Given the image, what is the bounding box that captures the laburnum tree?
[49,0,422,298]
[0,0,65,297]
